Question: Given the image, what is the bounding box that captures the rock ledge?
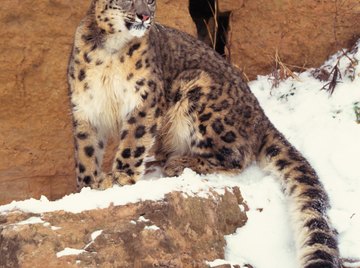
[0,188,247,268]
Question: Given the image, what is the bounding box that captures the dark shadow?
[188,0,230,58]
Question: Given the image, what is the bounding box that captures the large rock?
[0,189,248,267]
[1,0,360,204]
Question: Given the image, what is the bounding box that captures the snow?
[343,260,360,268]
[1,42,360,267]
[137,216,151,222]
[0,169,229,214]
[84,230,103,249]
[91,230,103,241]
[206,258,246,267]
[225,170,296,268]
[247,42,360,265]
[144,225,160,231]
[15,216,44,226]
[56,248,86,258]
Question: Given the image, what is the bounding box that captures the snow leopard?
[67,0,340,267]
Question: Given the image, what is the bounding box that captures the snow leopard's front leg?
[72,115,107,190]
[96,91,163,189]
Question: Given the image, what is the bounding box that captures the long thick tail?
[257,125,340,268]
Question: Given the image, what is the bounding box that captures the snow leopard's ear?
[87,0,96,14]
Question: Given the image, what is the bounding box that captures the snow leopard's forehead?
[95,0,156,13]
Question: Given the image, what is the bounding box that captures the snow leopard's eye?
[147,0,155,5]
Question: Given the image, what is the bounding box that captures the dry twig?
[320,62,342,95]
[269,49,301,89]
[203,0,218,50]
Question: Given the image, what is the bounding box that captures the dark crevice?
[189,0,215,43]
[189,0,231,58]
[215,12,230,57]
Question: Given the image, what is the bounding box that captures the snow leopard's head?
[94,0,156,37]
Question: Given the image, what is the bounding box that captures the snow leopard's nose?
[136,13,150,22]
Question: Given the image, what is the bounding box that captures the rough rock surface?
[0,189,248,268]
[1,0,360,204]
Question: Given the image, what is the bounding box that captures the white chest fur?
[73,53,142,134]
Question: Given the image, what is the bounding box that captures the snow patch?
[91,230,103,241]
[16,217,44,225]
[0,170,234,214]
[138,216,150,222]
[56,248,85,258]
[206,258,246,267]
[84,230,103,249]
[144,225,160,231]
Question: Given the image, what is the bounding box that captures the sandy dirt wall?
[226,0,360,79]
[0,0,195,205]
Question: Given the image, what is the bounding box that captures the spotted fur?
[68,0,340,267]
